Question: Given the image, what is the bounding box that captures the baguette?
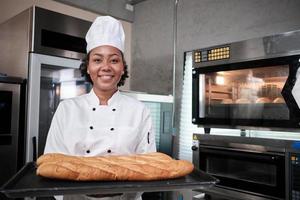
[36,152,194,181]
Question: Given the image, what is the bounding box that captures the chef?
[44,16,156,200]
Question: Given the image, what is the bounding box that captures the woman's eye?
[111,59,120,64]
[93,58,102,63]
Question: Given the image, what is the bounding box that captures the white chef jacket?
[44,89,156,200]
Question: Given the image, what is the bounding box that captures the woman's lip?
[98,75,114,80]
[98,74,114,77]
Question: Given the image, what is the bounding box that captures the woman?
[44,16,156,200]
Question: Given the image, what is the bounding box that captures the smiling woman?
[43,16,157,200]
[79,46,129,100]
[87,46,125,104]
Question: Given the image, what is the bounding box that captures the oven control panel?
[193,46,230,63]
[291,153,300,200]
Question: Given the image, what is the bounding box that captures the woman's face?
[88,45,124,93]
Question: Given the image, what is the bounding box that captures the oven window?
[202,65,289,120]
[206,156,277,186]
[0,91,12,134]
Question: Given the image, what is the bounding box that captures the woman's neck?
[93,88,117,105]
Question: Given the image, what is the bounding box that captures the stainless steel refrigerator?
[0,6,92,163]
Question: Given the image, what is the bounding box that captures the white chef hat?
[85,16,125,53]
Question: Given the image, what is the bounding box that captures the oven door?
[192,55,300,130]
[199,146,285,199]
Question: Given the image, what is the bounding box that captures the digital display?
[208,46,230,61]
[194,46,230,63]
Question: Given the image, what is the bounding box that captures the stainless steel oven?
[192,134,300,200]
[192,30,300,132]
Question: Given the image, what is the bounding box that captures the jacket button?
[90,126,93,130]
[107,149,111,153]
[86,150,90,153]
[110,128,114,131]
[92,108,96,111]
[112,108,116,111]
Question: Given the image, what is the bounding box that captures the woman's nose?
[100,60,111,70]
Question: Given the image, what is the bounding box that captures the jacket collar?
[87,88,121,106]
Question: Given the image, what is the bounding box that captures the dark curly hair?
[80,51,129,86]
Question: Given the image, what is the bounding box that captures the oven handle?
[199,146,284,161]
[282,58,300,120]
[199,144,284,155]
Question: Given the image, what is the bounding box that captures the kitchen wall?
[52,0,135,22]
[131,0,174,95]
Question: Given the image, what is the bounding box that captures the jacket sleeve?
[44,101,69,154]
[135,106,157,154]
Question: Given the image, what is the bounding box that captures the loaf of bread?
[255,97,271,103]
[36,152,194,181]
[273,97,285,103]
[235,98,251,104]
[221,99,233,104]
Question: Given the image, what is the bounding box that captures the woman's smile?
[98,74,114,80]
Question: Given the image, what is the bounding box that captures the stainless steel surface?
[194,30,300,68]
[198,74,205,118]
[193,134,289,160]
[194,135,287,153]
[0,8,32,79]
[33,7,91,59]
[192,134,297,200]
[172,0,178,131]
[0,6,90,77]
[192,30,300,132]
[26,53,82,162]
[199,145,285,156]
[0,78,24,186]
[196,186,281,200]
[0,7,95,163]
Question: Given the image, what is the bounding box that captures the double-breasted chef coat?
[44,89,156,200]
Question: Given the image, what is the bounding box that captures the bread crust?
[273,97,284,103]
[36,152,194,181]
[235,98,250,104]
[255,97,271,103]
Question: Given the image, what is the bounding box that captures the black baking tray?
[0,162,218,198]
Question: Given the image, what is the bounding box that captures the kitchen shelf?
[0,162,218,198]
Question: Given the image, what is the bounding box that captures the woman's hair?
[80,51,129,86]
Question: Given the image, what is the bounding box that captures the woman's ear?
[87,70,90,74]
